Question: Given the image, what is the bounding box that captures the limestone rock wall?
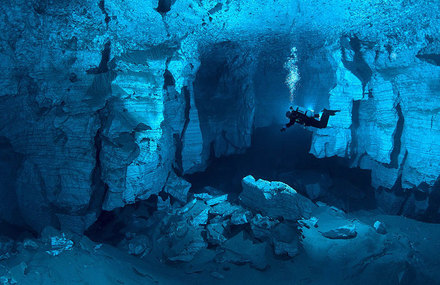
[309,36,440,214]
[1,0,440,231]
[0,0,298,232]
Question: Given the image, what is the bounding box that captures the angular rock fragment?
[157,196,172,211]
[373,221,387,234]
[23,239,38,250]
[151,199,210,263]
[194,193,214,200]
[210,271,225,280]
[208,215,224,225]
[158,220,206,263]
[273,241,299,258]
[250,214,278,240]
[230,210,250,225]
[186,201,210,227]
[0,276,16,285]
[206,223,227,245]
[164,172,191,204]
[209,201,241,217]
[206,194,228,207]
[240,175,316,221]
[321,224,357,239]
[178,199,198,215]
[178,198,211,227]
[298,217,319,229]
[46,233,74,256]
[127,235,150,256]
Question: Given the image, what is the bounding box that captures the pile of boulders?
[0,227,79,284]
[116,173,396,277]
[118,175,318,271]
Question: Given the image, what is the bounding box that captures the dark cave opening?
[185,125,376,213]
[389,103,404,169]
[86,41,111,74]
[85,195,158,245]
[0,137,37,239]
[155,0,175,14]
[192,41,257,164]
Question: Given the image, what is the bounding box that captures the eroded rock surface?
[240,175,316,221]
[1,0,440,232]
[308,35,440,216]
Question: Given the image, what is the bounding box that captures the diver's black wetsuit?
[282,108,339,131]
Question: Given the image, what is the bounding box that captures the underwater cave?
[1,0,440,284]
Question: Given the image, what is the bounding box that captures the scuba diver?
[281,106,340,131]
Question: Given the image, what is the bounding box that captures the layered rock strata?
[1,0,440,231]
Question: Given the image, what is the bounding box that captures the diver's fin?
[323,109,340,116]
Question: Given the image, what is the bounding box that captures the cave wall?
[192,42,258,173]
[0,0,297,232]
[309,35,440,216]
[310,38,440,187]
[1,0,440,231]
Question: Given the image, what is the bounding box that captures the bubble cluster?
[284,47,300,103]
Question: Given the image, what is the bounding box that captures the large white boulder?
[240,175,316,221]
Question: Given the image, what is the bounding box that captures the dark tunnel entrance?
[185,126,376,213]
[155,0,175,14]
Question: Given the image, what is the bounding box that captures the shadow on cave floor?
[186,125,376,213]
